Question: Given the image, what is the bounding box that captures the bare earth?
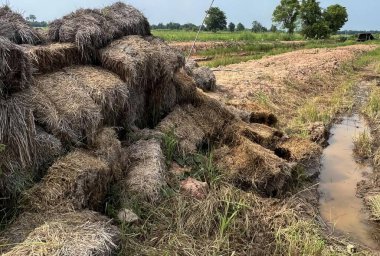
[208,45,376,125]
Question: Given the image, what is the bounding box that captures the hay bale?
[120,139,166,203]
[276,137,322,179]
[35,127,65,174]
[0,36,32,95]
[62,66,131,126]
[2,211,119,256]
[227,100,278,126]
[23,150,111,212]
[214,137,291,196]
[93,128,123,178]
[192,66,217,92]
[21,43,82,74]
[0,6,44,45]
[227,121,284,150]
[100,36,184,127]
[26,71,103,145]
[48,2,150,61]
[173,69,197,104]
[184,59,199,75]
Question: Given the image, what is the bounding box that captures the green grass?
[152,30,304,42]
[353,131,373,160]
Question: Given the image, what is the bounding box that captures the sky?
[3,0,379,31]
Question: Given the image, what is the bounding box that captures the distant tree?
[300,0,330,38]
[270,25,278,33]
[272,0,300,34]
[182,23,198,31]
[205,7,227,32]
[236,22,245,31]
[228,22,236,32]
[166,22,181,30]
[26,14,36,22]
[324,4,348,34]
[157,23,165,29]
[251,21,267,33]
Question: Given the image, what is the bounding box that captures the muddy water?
[319,115,379,250]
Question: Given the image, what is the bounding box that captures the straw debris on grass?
[0,6,44,45]
[21,43,82,74]
[368,194,380,221]
[48,2,150,61]
[24,150,111,213]
[2,210,119,256]
[120,139,166,203]
[0,36,32,95]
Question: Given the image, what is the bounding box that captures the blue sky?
[3,0,379,30]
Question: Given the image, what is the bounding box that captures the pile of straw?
[0,6,44,45]
[0,37,32,95]
[24,150,111,212]
[22,43,82,74]
[27,71,103,145]
[185,59,216,92]
[48,2,150,61]
[100,35,184,127]
[2,211,119,256]
[120,139,166,203]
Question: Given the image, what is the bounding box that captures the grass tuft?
[368,194,380,220]
[353,130,373,160]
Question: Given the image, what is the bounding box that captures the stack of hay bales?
[48,2,150,61]
[0,6,44,45]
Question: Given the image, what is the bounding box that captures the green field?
[152,30,304,42]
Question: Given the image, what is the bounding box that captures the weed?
[275,220,325,256]
[372,148,380,168]
[364,87,380,120]
[368,194,380,220]
[162,130,178,165]
[353,130,373,160]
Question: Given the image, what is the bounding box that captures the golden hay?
[1,211,119,256]
[21,43,82,74]
[26,71,103,145]
[215,137,292,196]
[0,6,44,45]
[0,36,32,95]
[120,139,166,203]
[23,150,111,212]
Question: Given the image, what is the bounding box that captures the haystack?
[48,2,150,61]
[0,6,44,45]
[184,59,199,76]
[0,36,32,95]
[120,139,166,203]
[214,137,292,196]
[23,150,111,212]
[2,211,119,256]
[100,35,184,126]
[26,72,103,145]
[22,43,82,74]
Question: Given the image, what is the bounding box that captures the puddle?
[319,115,379,250]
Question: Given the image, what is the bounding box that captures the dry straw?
[48,2,151,61]
[120,139,166,203]
[24,150,111,213]
[2,211,119,256]
[0,6,44,45]
[0,36,32,95]
[21,43,82,74]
